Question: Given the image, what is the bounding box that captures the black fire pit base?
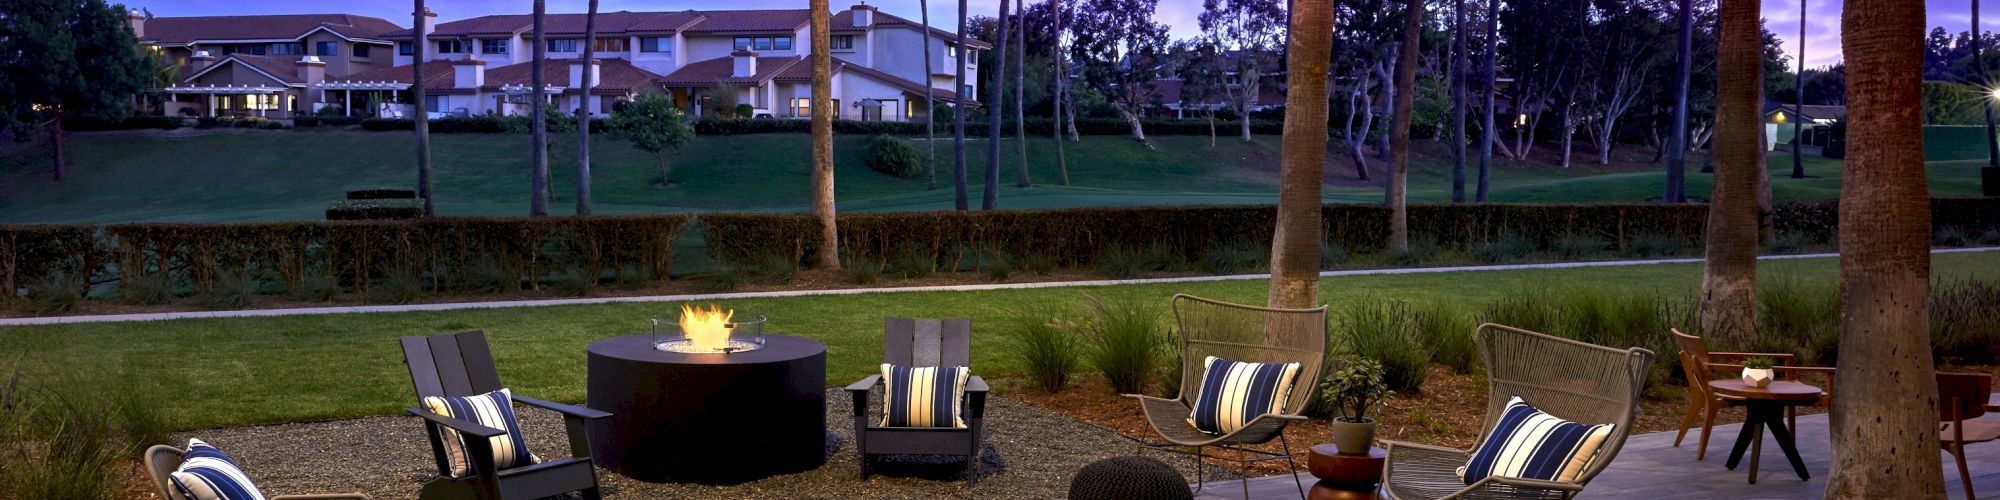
[586,333,827,484]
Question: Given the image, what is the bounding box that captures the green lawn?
[3,251,1996,430]
[2,130,1986,224]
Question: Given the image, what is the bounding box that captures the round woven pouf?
[1068,456,1194,500]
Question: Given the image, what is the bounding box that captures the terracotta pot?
[1330,418,1377,456]
[1741,368,1774,388]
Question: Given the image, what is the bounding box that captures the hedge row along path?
[9,246,1996,326]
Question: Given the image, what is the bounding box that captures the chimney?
[851,3,875,28]
[568,59,601,89]
[417,7,437,37]
[295,56,327,83]
[453,58,486,88]
[731,50,757,78]
[188,50,216,73]
[127,9,146,39]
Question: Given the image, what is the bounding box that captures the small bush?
[120,272,176,305]
[1766,230,1813,254]
[1093,246,1143,279]
[347,188,418,200]
[1333,300,1432,392]
[1080,294,1164,394]
[691,264,742,292]
[1416,306,1477,374]
[1552,233,1608,260]
[1386,237,1441,267]
[1935,226,1971,247]
[1008,308,1083,392]
[747,254,796,285]
[1320,240,1350,270]
[26,273,82,315]
[887,246,933,279]
[326,199,423,220]
[1627,234,1683,258]
[845,262,880,284]
[367,267,426,304]
[198,270,261,310]
[1138,243,1186,272]
[980,250,1014,281]
[1755,279,1841,365]
[864,135,924,179]
[548,271,597,297]
[292,268,340,302]
[1932,279,2000,365]
[1979,227,2000,245]
[1471,234,1535,264]
[1022,253,1058,276]
[448,259,514,294]
[1198,240,1268,274]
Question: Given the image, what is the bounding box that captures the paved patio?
[1194,413,1998,499]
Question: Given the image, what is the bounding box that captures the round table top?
[1709,379,1824,401]
[1308,445,1386,483]
[588,333,826,365]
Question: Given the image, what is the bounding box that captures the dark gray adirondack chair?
[845,318,990,484]
[400,330,611,500]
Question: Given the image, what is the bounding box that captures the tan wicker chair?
[144,444,368,500]
[1381,324,1655,500]
[1127,294,1328,500]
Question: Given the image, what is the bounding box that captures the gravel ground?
[159,390,1236,499]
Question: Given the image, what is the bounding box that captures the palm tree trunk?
[414,0,434,216]
[1388,0,1419,252]
[1790,0,1806,179]
[810,0,840,270]
[1449,0,1467,202]
[1268,0,1333,311]
[922,0,938,190]
[1476,0,1496,202]
[1052,0,1070,185]
[1701,0,1761,342]
[1980,0,1998,168]
[954,0,970,211]
[984,0,1012,210]
[1666,0,1692,203]
[576,0,598,216]
[529,0,549,217]
[1825,0,1942,493]
[1014,0,1030,188]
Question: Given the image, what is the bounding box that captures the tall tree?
[1980,0,1999,168]
[0,0,150,182]
[1387,0,1420,252]
[1199,0,1286,143]
[1449,0,1467,201]
[1476,0,1497,201]
[1824,0,1941,493]
[953,0,970,211]
[1789,0,1805,179]
[575,0,598,215]
[810,0,840,269]
[1071,0,1169,146]
[1664,0,1692,203]
[983,0,1012,210]
[922,0,939,190]
[607,94,693,186]
[1014,0,1031,188]
[1268,0,1333,310]
[414,2,435,216]
[1051,0,1071,185]
[529,0,550,216]
[1702,0,1762,342]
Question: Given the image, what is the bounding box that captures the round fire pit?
[586,333,827,484]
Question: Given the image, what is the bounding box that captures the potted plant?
[1321,357,1392,456]
[1740,357,1776,388]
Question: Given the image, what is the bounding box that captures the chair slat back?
[1670,329,1714,400]
[884,318,971,367]
[1171,294,1328,415]
[401,330,506,399]
[1938,372,1993,423]
[144,445,188,500]
[1477,323,1654,486]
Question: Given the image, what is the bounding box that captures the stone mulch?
[146,389,1234,499]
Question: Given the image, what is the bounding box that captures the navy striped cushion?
[1460,396,1614,484]
[421,388,540,477]
[879,363,970,428]
[168,438,267,500]
[1187,356,1302,435]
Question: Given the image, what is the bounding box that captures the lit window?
[481,39,509,54]
[831,35,853,50]
[593,37,628,52]
[792,97,810,117]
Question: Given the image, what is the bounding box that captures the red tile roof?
[385,11,706,38]
[678,10,812,33]
[183,54,311,85]
[142,14,403,45]
[660,55,806,86]
[830,10,991,49]
[770,57,973,104]
[325,60,458,90]
[328,58,669,93]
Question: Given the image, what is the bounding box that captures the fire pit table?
[585,333,827,484]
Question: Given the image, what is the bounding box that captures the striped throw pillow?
[168,438,267,500]
[1187,356,1303,435]
[879,364,971,428]
[421,388,540,477]
[1459,396,1615,484]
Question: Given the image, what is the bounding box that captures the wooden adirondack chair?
[399,330,610,500]
[844,318,990,484]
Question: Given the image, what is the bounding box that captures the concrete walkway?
[6,247,1995,327]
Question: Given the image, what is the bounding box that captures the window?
[905,99,913,119]
[830,35,853,50]
[546,38,579,52]
[354,44,372,57]
[315,41,337,57]
[960,84,973,98]
[399,42,414,56]
[734,37,752,50]
[831,99,840,119]
[640,37,671,53]
[436,40,466,54]
[773,36,792,50]
[480,39,509,54]
[425,94,447,111]
[246,44,268,55]
[270,43,304,56]
[753,37,773,50]
[593,37,628,52]
[791,97,810,117]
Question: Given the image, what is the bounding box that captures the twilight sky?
[129,0,1974,69]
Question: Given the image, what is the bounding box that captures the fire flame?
[678,304,735,352]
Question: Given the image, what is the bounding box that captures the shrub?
[1314,357,1392,422]
[119,271,176,305]
[347,188,418,200]
[1552,233,1608,260]
[1766,230,1813,254]
[1333,300,1431,392]
[1198,239,1268,274]
[1471,234,1534,264]
[1320,240,1350,270]
[1080,294,1164,394]
[448,258,514,294]
[1093,246,1143,279]
[325,199,423,220]
[1386,237,1441,267]
[1754,279,1841,365]
[1981,227,2000,245]
[1138,242,1187,272]
[1935,226,1971,247]
[1008,307,1083,392]
[197,270,261,310]
[1932,279,2000,365]
[367,267,425,304]
[1021,253,1058,276]
[887,245,933,279]
[845,261,880,285]
[293,268,340,302]
[62,115,183,131]
[1627,233,1683,258]
[980,249,1014,281]
[26,273,83,315]
[864,135,923,179]
[1416,306,1477,374]
[746,253,796,285]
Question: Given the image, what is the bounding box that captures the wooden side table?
[1306,445,1385,500]
[1708,379,1823,484]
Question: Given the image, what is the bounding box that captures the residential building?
[132,11,403,118]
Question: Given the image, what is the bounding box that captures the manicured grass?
[3,251,1997,430]
[3,130,1987,224]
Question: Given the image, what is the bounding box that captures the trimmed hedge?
[62,115,184,131]
[326,199,424,220]
[359,116,609,133]
[688,117,1285,136]
[292,116,366,128]
[346,189,419,200]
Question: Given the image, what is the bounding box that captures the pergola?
[313,81,412,117]
[158,84,291,117]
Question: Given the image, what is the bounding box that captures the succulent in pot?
[1740,357,1777,388]
[1321,357,1392,455]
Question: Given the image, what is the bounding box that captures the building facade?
[132,12,402,118]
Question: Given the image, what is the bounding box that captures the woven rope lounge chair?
[1128,294,1328,499]
[1381,324,1655,500]
[145,444,369,500]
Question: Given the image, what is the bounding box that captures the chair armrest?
[1480,476,1585,492]
[845,374,881,393]
[846,375,880,418]
[1708,352,1796,364]
[965,375,989,420]
[1382,439,1468,455]
[1124,394,1180,403]
[272,494,370,500]
[408,408,504,439]
[514,395,611,420]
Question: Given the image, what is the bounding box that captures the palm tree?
[984,0,1013,210]
[1014,0,1030,188]
[954,0,970,210]
[810,0,840,270]
[413,0,434,217]
[1824,0,1944,494]
[1476,0,1497,202]
[1388,0,1419,252]
[1979,0,1998,168]
[575,0,599,215]
[529,0,550,217]
[1052,0,1071,185]
[921,0,938,190]
[1447,0,1467,202]
[1789,0,1806,179]
[1665,0,1692,203]
[1701,0,1762,342]
[1268,0,1333,310]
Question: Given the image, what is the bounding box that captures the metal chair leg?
[1281,434,1306,499]
[1238,446,1252,500]
[1193,446,1206,494]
